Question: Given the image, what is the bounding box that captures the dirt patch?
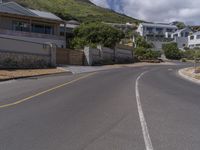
[0,68,70,80]
[181,67,200,80]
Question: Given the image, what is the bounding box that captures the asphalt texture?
[0,63,200,150]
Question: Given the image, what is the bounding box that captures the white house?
[172,27,192,49]
[0,1,66,48]
[137,23,178,40]
[188,32,200,49]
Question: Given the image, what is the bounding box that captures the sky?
[90,0,200,25]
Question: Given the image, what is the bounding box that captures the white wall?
[188,35,200,48]
[174,37,188,49]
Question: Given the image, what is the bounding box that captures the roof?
[192,31,200,36]
[172,27,192,35]
[29,9,62,21]
[141,23,177,29]
[65,20,80,25]
[0,2,62,21]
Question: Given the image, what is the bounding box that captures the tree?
[134,34,153,49]
[171,21,186,29]
[162,43,182,60]
[71,22,125,49]
[134,47,161,60]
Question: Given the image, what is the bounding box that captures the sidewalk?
[0,68,71,81]
[179,67,200,84]
[60,62,175,74]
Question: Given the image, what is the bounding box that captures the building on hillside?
[0,1,66,48]
[104,22,137,32]
[172,27,193,49]
[60,20,80,48]
[137,23,178,41]
[188,32,200,49]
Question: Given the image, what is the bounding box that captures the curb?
[0,71,72,82]
[178,68,200,85]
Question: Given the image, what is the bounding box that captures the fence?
[84,45,134,66]
[0,36,56,68]
[56,48,84,65]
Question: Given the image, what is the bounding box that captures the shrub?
[71,22,125,49]
[134,47,161,60]
[134,35,153,49]
[181,49,200,60]
[162,43,182,60]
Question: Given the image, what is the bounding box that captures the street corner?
[178,67,200,85]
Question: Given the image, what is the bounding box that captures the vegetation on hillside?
[134,34,161,61]
[71,22,125,49]
[162,43,182,60]
[15,0,141,23]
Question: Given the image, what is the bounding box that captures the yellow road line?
[0,73,96,109]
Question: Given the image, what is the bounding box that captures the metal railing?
[0,28,65,40]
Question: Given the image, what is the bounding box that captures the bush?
[162,43,182,60]
[134,34,153,49]
[71,22,125,49]
[181,58,187,62]
[134,47,161,60]
[181,49,200,60]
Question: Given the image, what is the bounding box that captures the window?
[156,28,163,32]
[173,34,178,38]
[196,44,200,47]
[185,32,189,37]
[166,28,173,32]
[146,27,153,32]
[197,35,200,39]
[12,21,30,32]
[189,44,195,48]
[181,33,184,37]
[32,24,54,35]
[190,36,194,40]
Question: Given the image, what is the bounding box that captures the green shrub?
[71,22,125,49]
[181,49,200,60]
[135,34,153,49]
[181,58,187,62]
[134,47,161,60]
[162,43,182,60]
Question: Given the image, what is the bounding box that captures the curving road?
[0,63,200,150]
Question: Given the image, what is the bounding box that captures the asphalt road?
[0,63,200,150]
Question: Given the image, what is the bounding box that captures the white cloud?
[90,0,200,25]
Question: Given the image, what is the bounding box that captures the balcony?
[0,28,65,41]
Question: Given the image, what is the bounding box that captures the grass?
[15,0,141,23]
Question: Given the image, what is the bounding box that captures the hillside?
[10,0,141,23]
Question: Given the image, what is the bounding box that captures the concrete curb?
[178,68,200,85]
[0,71,72,82]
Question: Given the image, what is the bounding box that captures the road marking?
[0,73,96,109]
[135,71,154,150]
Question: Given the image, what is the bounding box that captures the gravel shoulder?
[0,68,71,81]
[179,67,200,84]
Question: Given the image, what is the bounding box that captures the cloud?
[90,0,200,25]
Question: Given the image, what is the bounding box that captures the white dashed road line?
[135,71,154,150]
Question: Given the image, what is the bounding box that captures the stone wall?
[0,51,50,69]
[0,36,55,68]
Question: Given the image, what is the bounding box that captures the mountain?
[5,0,141,24]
